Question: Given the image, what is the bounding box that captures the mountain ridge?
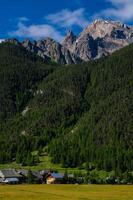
[3,19,133,64]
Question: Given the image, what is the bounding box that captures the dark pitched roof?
[18,170,43,179]
[32,171,43,179]
[0,169,21,178]
[17,169,28,176]
[40,170,50,175]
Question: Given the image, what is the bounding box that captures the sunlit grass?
[0,184,132,200]
[0,155,84,173]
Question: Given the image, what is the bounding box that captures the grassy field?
[0,184,132,200]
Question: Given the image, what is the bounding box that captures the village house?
[46,172,64,184]
[17,169,29,183]
[32,171,43,183]
[0,169,22,184]
[40,170,51,183]
[0,169,67,184]
[17,169,43,183]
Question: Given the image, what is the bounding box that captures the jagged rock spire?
[62,29,76,50]
[4,19,133,64]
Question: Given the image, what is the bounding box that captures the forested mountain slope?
[50,46,133,172]
[0,42,54,122]
[0,42,132,172]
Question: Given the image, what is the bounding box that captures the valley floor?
[0,184,132,200]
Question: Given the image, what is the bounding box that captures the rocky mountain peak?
[65,29,75,39]
[23,38,32,44]
[66,19,133,61]
[62,30,76,49]
[6,38,20,45]
[22,39,36,53]
[22,39,32,47]
[83,19,117,39]
[4,19,133,64]
[82,19,133,40]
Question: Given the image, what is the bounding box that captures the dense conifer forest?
[0,42,132,173]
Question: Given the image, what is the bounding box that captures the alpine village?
[0,19,133,186]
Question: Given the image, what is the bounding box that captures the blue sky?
[0,0,133,42]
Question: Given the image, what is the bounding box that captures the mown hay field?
[0,184,133,200]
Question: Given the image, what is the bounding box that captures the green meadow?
[0,155,81,173]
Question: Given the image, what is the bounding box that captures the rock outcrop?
[5,19,133,64]
[6,37,81,65]
[63,19,133,61]
[62,30,76,50]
